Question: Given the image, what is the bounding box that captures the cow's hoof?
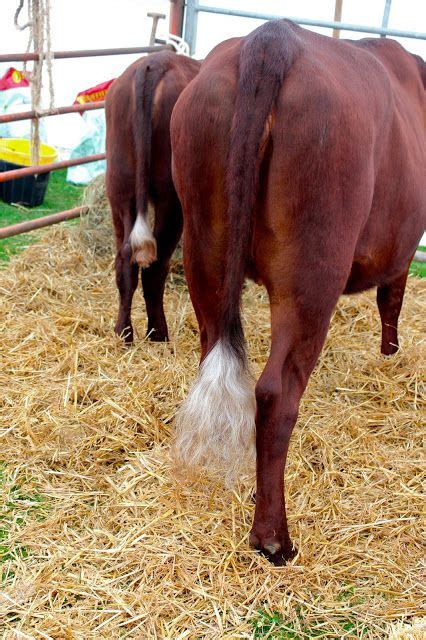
[115,324,134,345]
[146,329,169,342]
[249,532,297,566]
[381,342,399,356]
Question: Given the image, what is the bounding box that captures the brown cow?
[105,50,200,343]
[171,21,425,564]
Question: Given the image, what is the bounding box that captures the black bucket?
[0,159,50,207]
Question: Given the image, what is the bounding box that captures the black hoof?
[249,532,297,566]
[146,329,169,342]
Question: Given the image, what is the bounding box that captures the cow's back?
[105,51,200,202]
[172,21,425,294]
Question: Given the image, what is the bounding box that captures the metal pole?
[0,101,105,125]
[381,0,392,38]
[184,0,199,55]
[0,207,88,240]
[169,0,185,37]
[0,153,106,183]
[192,5,425,40]
[0,207,87,239]
[148,12,166,46]
[332,0,343,38]
[0,45,171,64]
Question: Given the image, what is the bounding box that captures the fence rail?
[0,101,105,124]
[0,207,87,239]
[0,45,171,64]
[196,5,426,38]
[0,38,170,240]
[0,154,106,183]
[183,0,426,53]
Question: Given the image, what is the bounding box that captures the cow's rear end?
[171,21,425,564]
[106,51,200,343]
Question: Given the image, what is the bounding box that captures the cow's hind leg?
[141,194,183,341]
[251,297,337,565]
[377,268,409,356]
[112,199,139,344]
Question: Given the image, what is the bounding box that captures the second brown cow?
[105,50,200,342]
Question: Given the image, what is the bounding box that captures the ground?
[0,219,424,639]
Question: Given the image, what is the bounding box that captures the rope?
[14,0,55,165]
[45,0,55,109]
[166,33,190,56]
[14,0,32,30]
[31,0,42,165]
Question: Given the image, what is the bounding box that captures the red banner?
[73,79,115,106]
[0,67,30,91]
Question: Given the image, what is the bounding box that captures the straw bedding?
[0,200,424,638]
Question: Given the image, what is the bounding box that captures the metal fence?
[183,0,426,54]
[0,12,171,239]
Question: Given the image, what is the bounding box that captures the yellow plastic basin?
[0,138,58,166]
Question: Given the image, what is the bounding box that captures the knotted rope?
[15,0,55,165]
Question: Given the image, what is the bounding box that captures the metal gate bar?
[0,207,87,239]
[381,0,393,36]
[0,101,105,124]
[0,45,170,64]
[185,2,426,53]
[0,153,106,183]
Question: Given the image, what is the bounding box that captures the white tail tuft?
[129,213,157,267]
[174,339,256,483]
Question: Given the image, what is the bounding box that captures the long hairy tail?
[220,20,299,359]
[175,21,300,481]
[130,53,172,266]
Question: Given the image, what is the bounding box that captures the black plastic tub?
[0,159,50,207]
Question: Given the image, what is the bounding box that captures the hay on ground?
[0,222,424,639]
[75,174,113,256]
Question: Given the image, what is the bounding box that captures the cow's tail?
[175,21,300,482]
[129,56,169,267]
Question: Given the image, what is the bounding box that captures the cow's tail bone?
[174,21,301,481]
[130,59,168,267]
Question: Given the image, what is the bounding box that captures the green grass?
[0,169,84,261]
[409,246,426,278]
[0,463,47,584]
[252,607,370,639]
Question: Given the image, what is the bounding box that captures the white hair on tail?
[174,339,256,483]
[129,213,157,267]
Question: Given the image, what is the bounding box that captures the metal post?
[169,0,185,37]
[332,0,343,38]
[184,0,199,55]
[148,12,166,46]
[381,0,392,38]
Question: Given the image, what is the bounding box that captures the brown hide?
[171,21,425,564]
[105,50,200,342]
